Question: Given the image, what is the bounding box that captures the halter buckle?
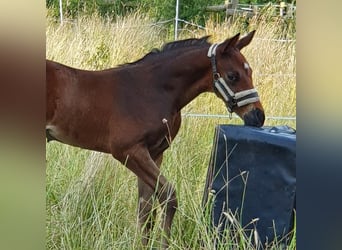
[213,72,220,81]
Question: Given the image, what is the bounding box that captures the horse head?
[208,30,265,127]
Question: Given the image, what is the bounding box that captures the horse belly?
[46,117,111,153]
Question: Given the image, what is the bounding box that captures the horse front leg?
[138,154,165,246]
[122,145,177,249]
[159,180,177,249]
[138,178,156,247]
[138,179,176,249]
[137,154,163,246]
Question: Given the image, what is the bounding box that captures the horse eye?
[227,72,239,82]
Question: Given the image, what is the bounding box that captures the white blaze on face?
[244,62,250,70]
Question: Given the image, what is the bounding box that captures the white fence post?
[59,0,63,24]
[175,0,179,40]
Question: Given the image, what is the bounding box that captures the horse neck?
[157,48,213,111]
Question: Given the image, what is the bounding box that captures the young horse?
[46,30,265,248]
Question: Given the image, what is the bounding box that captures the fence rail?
[56,1,296,41]
[182,113,296,121]
[206,2,296,19]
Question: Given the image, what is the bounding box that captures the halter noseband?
[207,43,260,113]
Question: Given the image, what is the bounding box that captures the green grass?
[46,10,296,249]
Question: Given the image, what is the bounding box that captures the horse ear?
[220,33,240,53]
[236,30,256,50]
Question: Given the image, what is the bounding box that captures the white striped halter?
[207,43,260,113]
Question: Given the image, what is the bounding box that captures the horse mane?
[160,35,211,52]
[125,35,211,66]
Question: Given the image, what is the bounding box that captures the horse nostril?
[256,108,265,126]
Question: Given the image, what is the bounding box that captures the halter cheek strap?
[207,43,260,113]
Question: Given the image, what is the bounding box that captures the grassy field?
[46,11,296,249]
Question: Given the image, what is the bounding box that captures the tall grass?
[46,10,295,249]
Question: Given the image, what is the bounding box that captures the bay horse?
[46,30,265,249]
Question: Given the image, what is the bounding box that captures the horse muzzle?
[243,108,265,127]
